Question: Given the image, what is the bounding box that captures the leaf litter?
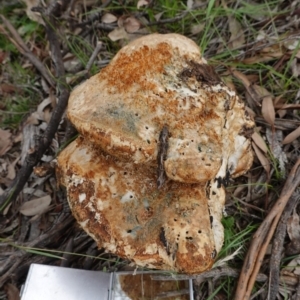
[1,0,300,299]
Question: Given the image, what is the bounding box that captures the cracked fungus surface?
[57,33,255,274]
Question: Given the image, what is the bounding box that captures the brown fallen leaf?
[261,96,275,126]
[287,210,300,242]
[282,126,300,144]
[123,16,141,33]
[6,156,19,180]
[23,0,44,25]
[37,97,53,120]
[274,96,287,118]
[283,256,300,276]
[242,53,282,64]
[43,107,52,124]
[228,16,245,50]
[0,129,13,156]
[3,202,12,215]
[245,106,256,118]
[232,70,261,107]
[266,127,287,176]
[108,27,128,41]
[4,283,20,300]
[191,23,205,35]
[242,44,283,64]
[0,83,22,94]
[154,11,164,21]
[274,104,300,110]
[251,84,272,104]
[291,58,300,77]
[252,142,271,175]
[0,50,8,64]
[285,209,300,256]
[19,195,51,216]
[245,74,260,83]
[23,112,40,126]
[137,0,149,8]
[252,131,268,153]
[231,69,251,86]
[101,13,118,24]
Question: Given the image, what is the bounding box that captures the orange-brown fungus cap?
[57,33,254,274]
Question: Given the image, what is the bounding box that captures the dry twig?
[268,190,300,300]
[0,2,70,211]
[234,158,300,300]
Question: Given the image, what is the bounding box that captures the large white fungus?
[57,33,254,274]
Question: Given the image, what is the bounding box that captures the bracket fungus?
[57,33,254,274]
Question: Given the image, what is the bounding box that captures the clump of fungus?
[57,33,254,274]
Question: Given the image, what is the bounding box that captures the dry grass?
[1,0,300,299]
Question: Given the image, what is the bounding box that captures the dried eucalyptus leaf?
[19,195,51,216]
[266,128,287,176]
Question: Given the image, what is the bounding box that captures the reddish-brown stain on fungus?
[57,33,255,274]
[100,43,173,93]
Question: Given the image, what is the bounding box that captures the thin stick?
[245,212,280,299]
[268,191,300,300]
[234,158,300,300]
[0,4,69,211]
[85,41,103,73]
[274,104,300,109]
[157,126,169,189]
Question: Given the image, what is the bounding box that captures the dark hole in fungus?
[212,191,216,195]
[211,249,217,258]
[147,139,150,144]
[127,229,132,233]
[198,230,202,234]
[159,227,170,254]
